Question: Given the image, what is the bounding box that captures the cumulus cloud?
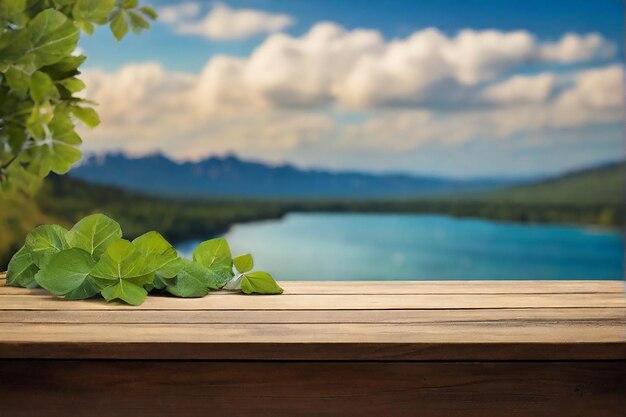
[340,65,624,151]
[159,2,294,40]
[171,23,615,109]
[483,73,557,104]
[538,33,617,63]
[78,22,623,169]
[159,2,201,24]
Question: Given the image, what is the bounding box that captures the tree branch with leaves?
[0,0,157,195]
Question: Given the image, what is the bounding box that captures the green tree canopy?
[0,0,157,195]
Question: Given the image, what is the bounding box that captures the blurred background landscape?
[1,0,624,279]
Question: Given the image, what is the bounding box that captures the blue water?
[176,213,624,280]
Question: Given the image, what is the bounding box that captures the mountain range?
[70,153,519,198]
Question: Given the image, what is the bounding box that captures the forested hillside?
[487,162,624,205]
[1,161,622,268]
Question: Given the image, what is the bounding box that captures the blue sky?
[82,0,625,72]
[77,0,625,177]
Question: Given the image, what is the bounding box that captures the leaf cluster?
[0,0,157,194]
[6,213,283,305]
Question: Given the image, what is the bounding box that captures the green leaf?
[0,0,26,22]
[126,272,155,288]
[57,77,86,93]
[101,279,147,306]
[132,231,176,268]
[151,257,184,290]
[0,25,31,71]
[158,256,185,278]
[132,231,181,277]
[241,271,283,295]
[25,103,50,140]
[91,239,154,305]
[165,258,212,298]
[6,245,39,288]
[233,254,254,273]
[25,224,69,268]
[71,106,100,127]
[30,71,59,103]
[28,108,82,175]
[40,55,86,80]
[64,275,108,299]
[123,0,139,8]
[34,248,100,297]
[192,238,234,287]
[0,27,30,68]
[66,213,122,261]
[73,0,116,25]
[91,239,152,280]
[109,11,129,41]
[65,213,122,260]
[153,274,172,290]
[128,10,149,34]
[139,6,158,20]
[75,20,95,35]
[4,66,31,97]
[28,9,80,67]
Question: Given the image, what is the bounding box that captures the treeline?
[0,174,622,268]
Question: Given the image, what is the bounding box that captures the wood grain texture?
[1,360,624,417]
[1,292,624,310]
[1,322,624,344]
[2,277,624,294]
[0,279,624,360]
[1,307,623,324]
[1,278,625,415]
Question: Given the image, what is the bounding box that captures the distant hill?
[2,161,622,268]
[69,153,515,198]
[487,161,624,205]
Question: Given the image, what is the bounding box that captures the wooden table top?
[1,273,625,361]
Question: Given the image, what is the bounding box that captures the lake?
[176,213,624,281]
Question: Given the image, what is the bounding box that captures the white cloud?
[160,2,294,40]
[179,23,615,109]
[556,64,624,109]
[78,23,623,170]
[339,65,624,151]
[538,33,617,63]
[159,2,201,24]
[483,73,557,104]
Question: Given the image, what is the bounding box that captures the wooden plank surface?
[1,276,625,416]
[0,277,624,360]
[1,274,624,294]
[1,307,622,324]
[1,292,624,310]
[1,360,624,417]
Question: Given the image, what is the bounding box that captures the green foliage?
[233,254,253,273]
[6,213,283,305]
[66,213,122,258]
[6,245,38,288]
[241,271,283,295]
[224,254,283,295]
[91,239,153,305]
[133,230,181,281]
[192,238,235,288]
[485,162,626,206]
[35,247,99,297]
[25,224,68,268]
[0,0,157,194]
[163,258,213,298]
